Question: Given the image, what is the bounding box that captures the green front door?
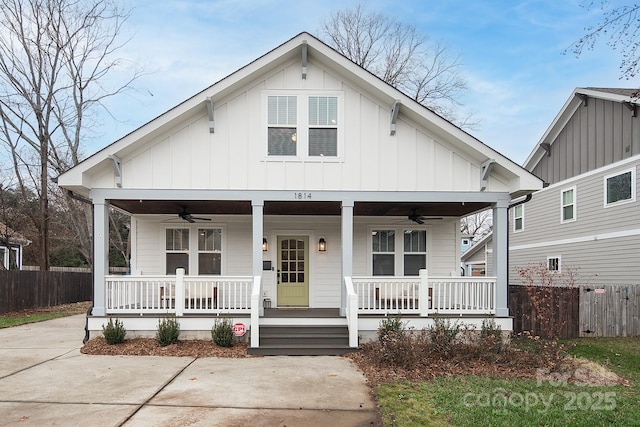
[277,236,309,306]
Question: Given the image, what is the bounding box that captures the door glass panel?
[282,263,288,271]
[282,273,288,282]
[298,273,304,282]
[290,251,296,260]
[290,240,297,249]
[282,240,289,249]
[298,250,304,260]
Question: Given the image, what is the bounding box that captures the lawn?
[374,337,640,426]
[0,302,91,328]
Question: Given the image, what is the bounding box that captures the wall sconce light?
[262,237,268,252]
[318,237,326,252]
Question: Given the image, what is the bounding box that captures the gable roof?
[58,32,542,197]
[460,231,492,263]
[523,87,639,172]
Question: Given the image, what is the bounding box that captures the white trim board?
[509,228,640,251]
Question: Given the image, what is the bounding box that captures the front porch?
[89,270,505,353]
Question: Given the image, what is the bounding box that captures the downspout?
[64,189,94,344]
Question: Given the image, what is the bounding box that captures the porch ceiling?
[110,199,490,218]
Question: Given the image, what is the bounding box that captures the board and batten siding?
[532,97,640,185]
[103,57,504,194]
[509,159,640,286]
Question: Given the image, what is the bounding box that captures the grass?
[0,302,91,328]
[375,337,640,426]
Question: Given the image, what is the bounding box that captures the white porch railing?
[351,270,496,315]
[105,270,253,315]
[344,276,359,348]
[250,275,261,348]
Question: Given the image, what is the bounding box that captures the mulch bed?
[81,337,253,358]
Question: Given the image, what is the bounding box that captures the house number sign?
[294,192,312,200]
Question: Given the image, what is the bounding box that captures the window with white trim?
[308,96,337,156]
[605,169,635,206]
[198,228,222,275]
[561,186,576,222]
[547,256,560,272]
[372,230,395,275]
[166,228,189,274]
[267,96,297,156]
[513,204,524,232]
[403,230,426,275]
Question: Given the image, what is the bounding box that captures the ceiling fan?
[407,208,442,224]
[176,206,211,223]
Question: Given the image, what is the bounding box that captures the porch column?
[492,200,509,317]
[92,200,109,316]
[252,200,264,316]
[341,200,354,316]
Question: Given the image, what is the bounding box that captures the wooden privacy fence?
[509,284,640,338]
[0,270,92,314]
[509,285,580,339]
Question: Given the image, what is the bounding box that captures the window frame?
[263,91,343,160]
[403,229,427,276]
[547,255,561,273]
[197,228,223,276]
[165,228,190,275]
[369,227,430,276]
[513,204,524,232]
[560,186,577,223]
[164,225,225,275]
[604,168,636,208]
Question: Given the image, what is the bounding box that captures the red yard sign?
[233,322,246,337]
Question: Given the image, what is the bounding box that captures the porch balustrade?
[105,272,253,315]
[351,270,496,315]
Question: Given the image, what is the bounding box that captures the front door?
[277,236,309,306]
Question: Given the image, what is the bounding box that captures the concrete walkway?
[0,315,380,426]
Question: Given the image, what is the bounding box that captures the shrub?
[428,315,462,355]
[212,317,234,347]
[102,318,126,344]
[479,318,505,353]
[377,314,404,344]
[156,317,180,346]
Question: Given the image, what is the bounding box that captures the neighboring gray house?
[509,88,640,286]
[57,32,542,354]
[461,231,493,277]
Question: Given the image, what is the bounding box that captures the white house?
[509,88,640,286]
[57,33,543,354]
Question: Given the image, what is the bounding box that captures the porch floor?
[263,308,341,318]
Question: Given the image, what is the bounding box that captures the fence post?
[175,268,184,316]
[419,269,429,317]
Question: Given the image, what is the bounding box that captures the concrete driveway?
[0,315,380,426]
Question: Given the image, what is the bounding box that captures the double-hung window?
[561,186,576,222]
[513,204,524,232]
[166,228,189,274]
[308,96,337,156]
[372,230,395,275]
[198,228,222,275]
[605,168,635,206]
[267,96,297,156]
[403,230,427,275]
[547,256,560,272]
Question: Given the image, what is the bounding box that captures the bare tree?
[461,210,492,242]
[0,0,139,270]
[320,4,470,125]
[566,2,640,80]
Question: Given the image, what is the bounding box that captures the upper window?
[266,93,340,158]
[166,228,189,274]
[308,96,337,156]
[547,256,561,273]
[605,169,635,207]
[513,204,524,232]
[267,96,297,156]
[561,186,576,223]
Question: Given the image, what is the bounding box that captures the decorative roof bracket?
[108,154,122,188]
[390,100,400,135]
[623,101,637,117]
[301,40,308,79]
[577,93,588,106]
[540,142,551,157]
[480,159,495,191]
[206,97,215,133]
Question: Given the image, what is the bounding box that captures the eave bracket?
[623,101,637,117]
[206,97,215,133]
[301,40,308,80]
[577,93,588,107]
[390,100,400,135]
[108,154,122,188]
[480,159,495,192]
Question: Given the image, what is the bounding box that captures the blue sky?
[95,0,637,165]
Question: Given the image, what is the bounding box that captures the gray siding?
[532,98,640,184]
[509,159,640,286]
